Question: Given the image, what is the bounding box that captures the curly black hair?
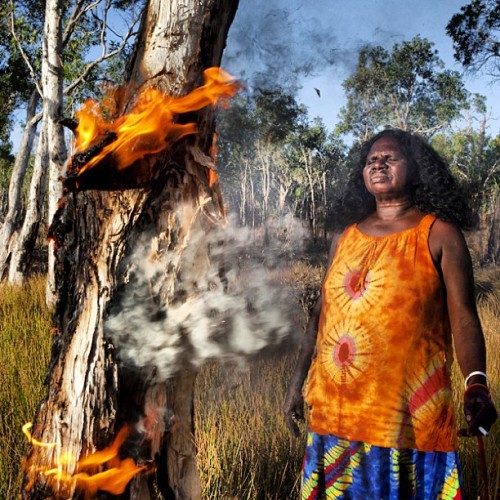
[333,129,476,230]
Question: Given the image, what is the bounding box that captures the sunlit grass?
[195,355,304,499]
[195,264,500,499]
[452,266,500,499]
[0,276,53,498]
[1,267,498,499]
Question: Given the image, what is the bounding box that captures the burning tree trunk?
[23,1,239,498]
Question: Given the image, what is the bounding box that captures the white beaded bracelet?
[464,371,489,390]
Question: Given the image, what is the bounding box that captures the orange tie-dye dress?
[304,214,457,452]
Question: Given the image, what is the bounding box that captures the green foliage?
[337,36,469,140]
[431,103,500,215]
[335,45,389,141]
[2,0,144,136]
[61,1,144,110]
[217,88,348,234]
[0,2,40,159]
[254,87,306,143]
[446,0,500,77]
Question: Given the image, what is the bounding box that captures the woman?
[284,129,497,499]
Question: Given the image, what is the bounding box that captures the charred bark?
[24,1,239,498]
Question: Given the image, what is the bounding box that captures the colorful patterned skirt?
[302,432,463,499]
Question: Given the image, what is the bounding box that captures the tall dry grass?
[0,276,52,499]
[1,268,498,499]
[195,355,304,499]
[195,264,500,499]
[451,266,500,499]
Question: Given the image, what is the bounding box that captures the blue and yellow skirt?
[302,432,463,499]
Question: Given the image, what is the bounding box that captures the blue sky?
[224,0,499,136]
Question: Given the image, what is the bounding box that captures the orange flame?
[72,67,239,175]
[24,423,148,497]
[208,132,219,187]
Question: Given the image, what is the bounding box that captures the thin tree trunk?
[0,91,39,279]
[487,192,500,264]
[43,0,67,306]
[302,146,317,239]
[239,157,248,226]
[250,172,255,230]
[24,1,239,499]
[8,121,49,283]
[256,141,271,243]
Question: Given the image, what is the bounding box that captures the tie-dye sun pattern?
[304,215,457,452]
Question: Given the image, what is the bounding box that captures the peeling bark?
[24,1,239,498]
[44,0,68,305]
[8,121,49,283]
[0,91,40,279]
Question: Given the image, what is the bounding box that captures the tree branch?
[64,6,141,96]
[62,0,90,48]
[8,0,43,97]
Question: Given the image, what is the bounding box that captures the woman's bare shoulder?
[429,218,468,263]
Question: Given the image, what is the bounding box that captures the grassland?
[0,276,53,499]
[1,267,498,499]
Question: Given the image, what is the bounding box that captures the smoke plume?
[223,1,343,92]
[105,212,305,381]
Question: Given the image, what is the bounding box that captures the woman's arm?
[283,296,322,436]
[284,233,341,436]
[430,220,497,436]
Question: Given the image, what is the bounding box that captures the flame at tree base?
[23,423,149,498]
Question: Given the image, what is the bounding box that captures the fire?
[23,423,148,497]
[208,131,219,187]
[71,67,240,175]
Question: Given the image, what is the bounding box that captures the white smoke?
[105,212,305,381]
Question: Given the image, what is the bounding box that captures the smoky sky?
[221,0,500,136]
[223,1,354,92]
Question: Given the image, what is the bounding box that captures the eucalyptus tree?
[216,94,260,226]
[337,36,470,141]
[0,1,42,280]
[431,95,500,263]
[0,1,36,160]
[432,96,499,210]
[24,1,240,497]
[217,86,305,230]
[447,0,500,78]
[0,0,143,294]
[287,118,346,240]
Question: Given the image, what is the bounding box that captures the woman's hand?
[458,384,498,437]
[284,384,305,437]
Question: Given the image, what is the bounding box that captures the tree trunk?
[23,0,239,498]
[43,0,67,306]
[486,192,500,264]
[239,158,248,226]
[0,91,40,279]
[8,121,49,283]
[302,146,317,240]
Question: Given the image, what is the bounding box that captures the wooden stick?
[477,436,489,500]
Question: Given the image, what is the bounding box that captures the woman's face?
[362,136,411,199]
